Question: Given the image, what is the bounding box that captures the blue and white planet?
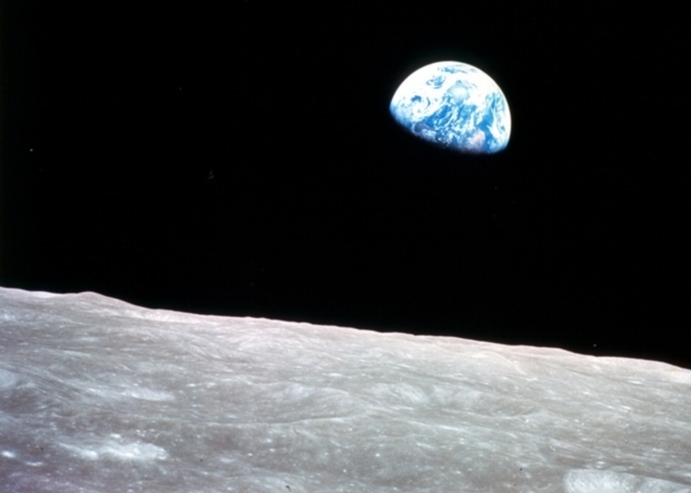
[390,61,511,154]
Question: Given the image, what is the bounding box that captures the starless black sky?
[2,1,690,368]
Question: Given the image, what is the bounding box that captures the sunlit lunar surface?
[1,287,690,492]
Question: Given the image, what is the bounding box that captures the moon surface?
[1,287,690,492]
[390,61,511,154]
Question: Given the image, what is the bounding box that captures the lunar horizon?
[1,286,690,492]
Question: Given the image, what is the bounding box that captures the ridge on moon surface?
[390,61,511,154]
[1,286,690,492]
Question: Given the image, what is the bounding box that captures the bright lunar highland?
[390,61,511,154]
[1,287,691,492]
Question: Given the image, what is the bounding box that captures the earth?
[390,61,511,154]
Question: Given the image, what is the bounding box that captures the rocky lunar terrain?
[1,287,690,492]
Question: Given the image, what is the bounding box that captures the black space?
[2,1,690,369]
